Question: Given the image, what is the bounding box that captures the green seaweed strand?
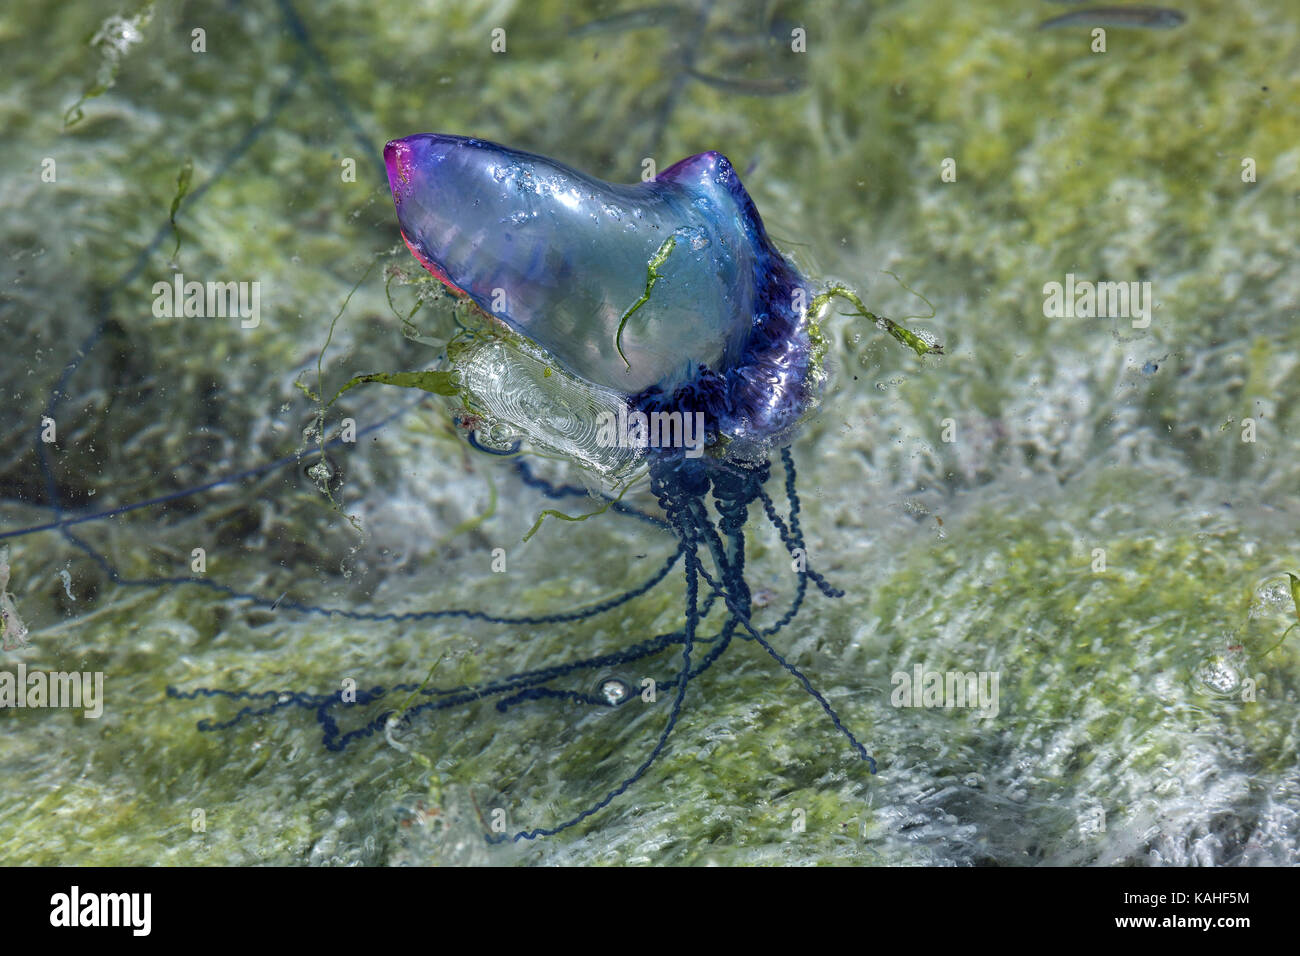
[301,260,526,545]
[809,283,944,358]
[880,269,937,322]
[169,157,194,261]
[521,474,638,543]
[291,258,381,531]
[62,0,157,128]
[385,266,455,344]
[326,369,459,403]
[441,468,498,545]
[394,653,447,724]
[615,235,677,370]
[387,653,448,787]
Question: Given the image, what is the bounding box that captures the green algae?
[62,0,157,129]
[167,156,194,261]
[810,285,944,359]
[615,235,677,371]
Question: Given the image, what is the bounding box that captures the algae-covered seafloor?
[1,0,1297,865]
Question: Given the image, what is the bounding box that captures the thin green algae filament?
[521,473,638,543]
[386,653,448,790]
[615,235,677,371]
[809,283,944,359]
[168,158,194,261]
[62,0,158,128]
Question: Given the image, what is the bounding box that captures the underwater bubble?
[1250,578,1292,616]
[91,13,147,61]
[673,226,709,251]
[487,421,517,445]
[305,462,336,498]
[302,453,344,496]
[1193,654,1242,698]
[598,677,630,706]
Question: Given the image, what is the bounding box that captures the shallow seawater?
[1,0,1298,866]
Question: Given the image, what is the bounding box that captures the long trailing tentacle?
[753,447,842,637]
[728,447,843,599]
[169,443,875,842]
[168,585,721,749]
[167,546,732,750]
[491,456,707,841]
[689,454,877,774]
[4,415,665,649]
[693,556,878,774]
[143,538,685,628]
[166,467,732,753]
[706,450,841,647]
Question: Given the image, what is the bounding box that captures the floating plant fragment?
[168,157,194,260]
[63,1,157,127]
[615,235,677,371]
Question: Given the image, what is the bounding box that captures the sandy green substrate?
[0,0,1297,865]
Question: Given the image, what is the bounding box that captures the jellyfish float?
[171,134,941,842]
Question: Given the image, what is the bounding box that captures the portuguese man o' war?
[171,134,942,842]
[385,134,819,448]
